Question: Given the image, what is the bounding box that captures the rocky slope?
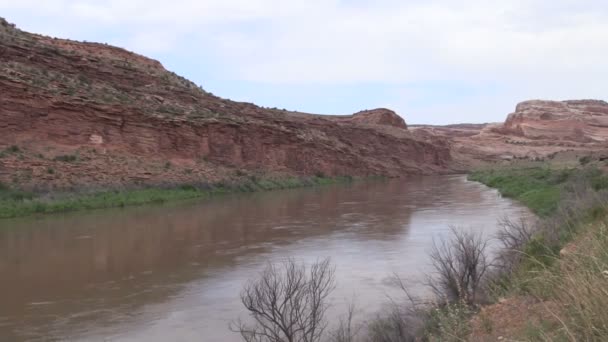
[348,108,408,129]
[410,123,489,138]
[498,99,608,142]
[413,100,608,169]
[0,18,451,190]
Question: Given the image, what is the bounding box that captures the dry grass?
[472,167,608,341]
[545,221,608,341]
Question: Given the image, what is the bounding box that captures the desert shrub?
[365,304,420,342]
[364,272,478,342]
[591,175,608,191]
[6,145,20,153]
[364,225,493,342]
[178,184,197,191]
[579,155,592,165]
[53,154,78,162]
[494,217,536,275]
[423,302,474,341]
[0,183,34,201]
[428,228,490,305]
[232,258,335,342]
[327,303,360,342]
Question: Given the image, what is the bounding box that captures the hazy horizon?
[1,0,606,125]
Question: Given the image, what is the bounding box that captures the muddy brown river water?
[0,176,529,341]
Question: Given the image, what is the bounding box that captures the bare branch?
[428,227,490,305]
[232,258,335,342]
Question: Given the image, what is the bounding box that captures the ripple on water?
[0,175,530,342]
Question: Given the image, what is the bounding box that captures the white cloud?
[3,0,607,81]
[1,0,606,122]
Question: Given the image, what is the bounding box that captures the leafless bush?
[364,273,477,342]
[495,216,536,273]
[362,227,494,341]
[363,274,433,342]
[327,303,360,342]
[541,186,608,248]
[231,258,335,342]
[365,304,420,342]
[428,227,490,305]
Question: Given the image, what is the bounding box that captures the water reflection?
[0,176,528,341]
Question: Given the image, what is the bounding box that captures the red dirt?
[469,296,561,341]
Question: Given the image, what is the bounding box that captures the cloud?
[4,1,607,77]
[0,0,607,123]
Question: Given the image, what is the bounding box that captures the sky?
[1,0,607,124]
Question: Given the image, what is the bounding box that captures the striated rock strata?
[499,100,608,142]
[426,100,608,169]
[0,18,451,190]
[349,109,408,129]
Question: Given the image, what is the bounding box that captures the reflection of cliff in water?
[0,180,412,336]
[0,175,521,341]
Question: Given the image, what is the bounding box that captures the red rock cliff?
[0,18,451,189]
[500,100,608,142]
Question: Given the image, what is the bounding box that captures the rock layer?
[424,100,608,170]
[0,18,451,189]
[349,109,408,129]
[500,100,608,142]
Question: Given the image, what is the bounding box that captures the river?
[0,175,528,341]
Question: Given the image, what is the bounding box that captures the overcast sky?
[1,0,607,124]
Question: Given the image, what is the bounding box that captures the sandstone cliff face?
[0,18,451,189]
[500,100,608,142]
[434,100,608,170]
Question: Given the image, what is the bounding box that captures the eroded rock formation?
[419,100,608,169]
[349,109,408,129]
[499,100,608,142]
[0,18,451,190]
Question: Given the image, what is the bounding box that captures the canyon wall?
[0,18,451,189]
[500,100,608,142]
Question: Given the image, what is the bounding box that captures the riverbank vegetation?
[464,166,608,340]
[0,175,354,219]
[234,166,608,341]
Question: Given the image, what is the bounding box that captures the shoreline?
[0,175,358,220]
[462,166,608,340]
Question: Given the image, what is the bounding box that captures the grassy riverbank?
[464,167,608,340]
[468,167,569,216]
[0,175,354,219]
